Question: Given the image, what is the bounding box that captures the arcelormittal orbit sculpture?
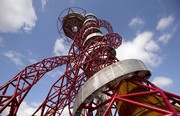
[0,7,180,116]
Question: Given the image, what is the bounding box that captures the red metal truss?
[99,19,113,33]
[0,56,70,115]
[32,31,122,115]
[79,76,180,116]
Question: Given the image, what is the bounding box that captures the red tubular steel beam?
[103,93,117,116]
[159,90,178,115]
[0,56,70,115]
[118,90,159,98]
[129,77,179,115]
[99,19,113,33]
[164,91,180,99]
[116,97,173,115]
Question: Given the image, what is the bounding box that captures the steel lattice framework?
[0,7,180,116]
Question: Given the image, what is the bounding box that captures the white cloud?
[47,69,63,78]
[17,101,40,116]
[129,17,144,27]
[53,38,70,56]
[152,76,173,88]
[116,31,161,67]
[1,101,41,116]
[158,25,177,44]
[156,15,174,31]
[27,50,38,64]
[40,0,49,10]
[0,0,37,33]
[1,107,10,116]
[3,50,24,66]
[1,101,70,115]
[2,50,39,68]
[158,33,172,44]
[61,106,70,115]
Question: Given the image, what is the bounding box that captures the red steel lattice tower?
[0,7,180,116]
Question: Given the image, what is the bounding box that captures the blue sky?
[0,0,180,115]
